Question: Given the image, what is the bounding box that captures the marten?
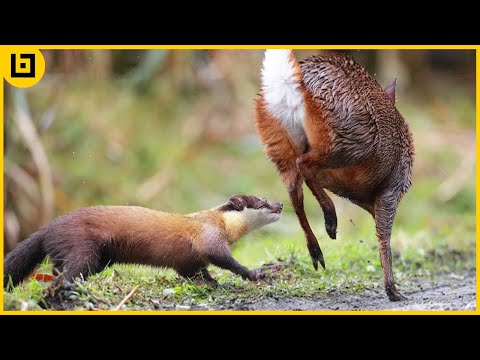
[254,50,414,301]
[4,195,283,289]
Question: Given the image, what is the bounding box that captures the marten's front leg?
[61,242,102,282]
[208,250,256,281]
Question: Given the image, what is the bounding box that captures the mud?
[35,269,476,311]
[237,271,476,311]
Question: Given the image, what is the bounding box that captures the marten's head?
[218,195,283,238]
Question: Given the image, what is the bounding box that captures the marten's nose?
[279,203,283,209]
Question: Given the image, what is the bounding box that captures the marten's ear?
[384,78,396,104]
[228,195,246,211]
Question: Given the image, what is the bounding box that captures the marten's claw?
[307,242,326,271]
[195,278,219,288]
[246,270,259,282]
[252,269,267,280]
[245,269,265,283]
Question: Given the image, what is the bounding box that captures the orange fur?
[5,196,284,288]
[303,91,332,155]
[255,50,415,300]
[254,94,303,175]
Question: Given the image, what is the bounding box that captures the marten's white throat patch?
[223,207,280,240]
[261,49,307,149]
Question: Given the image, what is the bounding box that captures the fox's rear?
[254,49,414,301]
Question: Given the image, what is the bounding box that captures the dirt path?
[234,271,476,311]
[25,269,475,311]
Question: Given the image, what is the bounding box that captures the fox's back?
[300,52,413,190]
[301,52,406,154]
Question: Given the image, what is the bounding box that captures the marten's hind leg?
[190,268,219,287]
[61,242,102,282]
[51,260,64,277]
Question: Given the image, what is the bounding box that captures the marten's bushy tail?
[4,231,46,289]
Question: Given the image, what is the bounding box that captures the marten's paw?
[245,269,264,282]
[246,270,257,281]
[190,272,219,288]
[200,278,219,288]
[307,240,326,271]
[251,269,267,282]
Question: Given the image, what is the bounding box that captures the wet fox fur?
[254,50,414,301]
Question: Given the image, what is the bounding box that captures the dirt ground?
[225,271,476,311]
[18,269,475,311]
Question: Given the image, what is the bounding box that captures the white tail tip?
[260,49,305,129]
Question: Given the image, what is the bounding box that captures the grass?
[4,235,475,311]
[5,187,476,311]
[3,50,476,311]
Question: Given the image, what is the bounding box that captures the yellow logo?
[0,47,45,88]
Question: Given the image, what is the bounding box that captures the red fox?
[254,50,414,301]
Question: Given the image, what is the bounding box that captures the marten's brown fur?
[4,195,283,289]
[255,50,414,301]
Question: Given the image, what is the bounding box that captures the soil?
[230,271,476,311]
[38,270,476,312]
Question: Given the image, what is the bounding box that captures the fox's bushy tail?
[4,231,46,289]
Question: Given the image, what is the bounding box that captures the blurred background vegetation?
[3,49,475,276]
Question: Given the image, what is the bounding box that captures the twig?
[12,88,54,225]
[4,210,20,252]
[137,163,175,202]
[114,283,124,293]
[4,158,41,205]
[113,285,140,311]
[124,50,168,88]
